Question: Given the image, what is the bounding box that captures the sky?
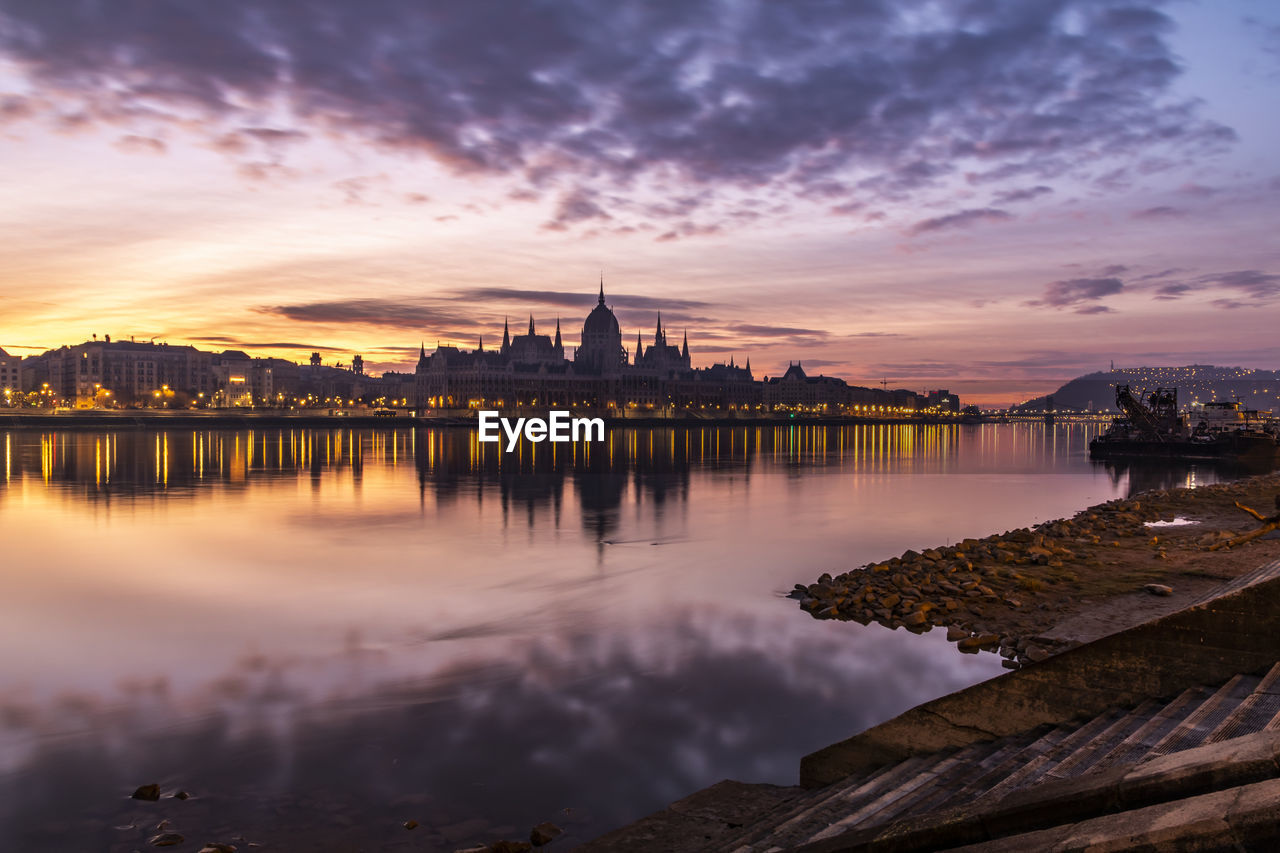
[0,0,1277,405]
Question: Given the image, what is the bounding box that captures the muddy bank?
[791,472,1280,667]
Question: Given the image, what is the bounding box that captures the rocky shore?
[790,471,1280,668]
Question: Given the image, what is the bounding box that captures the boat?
[1088,385,1280,461]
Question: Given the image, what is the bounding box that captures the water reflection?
[3,421,1118,497]
[0,421,1264,851]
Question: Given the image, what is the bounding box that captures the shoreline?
[0,411,997,431]
[791,470,1280,666]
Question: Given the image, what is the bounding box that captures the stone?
[530,822,563,846]
[491,842,534,853]
[903,610,928,627]
[149,834,185,848]
[957,633,1001,651]
[1144,583,1174,596]
[198,846,236,853]
[132,784,161,801]
[405,820,420,830]
[880,593,901,608]
[1024,644,1051,662]
[946,625,969,641]
[172,790,190,800]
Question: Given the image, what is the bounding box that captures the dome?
[582,300,620,337]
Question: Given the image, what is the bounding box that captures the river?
[0,422,1247,850]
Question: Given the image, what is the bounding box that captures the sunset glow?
[1,0,1277,404]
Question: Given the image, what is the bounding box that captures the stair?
[720,662,1280,852]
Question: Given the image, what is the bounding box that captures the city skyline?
[1,1,1278,405]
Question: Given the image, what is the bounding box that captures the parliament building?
[414,283,952,416]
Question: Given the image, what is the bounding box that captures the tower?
[681,330,689,366]
[553,318,563,355]
[502,318,510,354]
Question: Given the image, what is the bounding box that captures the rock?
[879,593,901,609]
[132,784,162,801]
[922,549,942,561]
[491,843,534,853]
[172,790,191,800]
[1001,659,1021,670]
[903,610,928,627]
[1144,583,1174,596]
[1024,644,1052,663]
[149,833,185,848]
[198,845,237,853]
[901,549,920,561]
[946,625,969,641]
[405,820,420,830]
[957,633,1000,651]
[530,822,563,846]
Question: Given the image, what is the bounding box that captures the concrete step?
[1065,685,1212,776]
[724,755,936,851]
[1207,663,1280,744]
[1034,697,1164,781]
[852,727,1059,831]
[804,759,979,844]
[895,725,1069,820]
[939,777,1280,853]
[1147,673,1260,758]
[979,708,1130,799]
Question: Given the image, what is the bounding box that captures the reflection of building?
[415,283,957,415]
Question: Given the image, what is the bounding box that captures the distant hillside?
[1018,365,1280,413]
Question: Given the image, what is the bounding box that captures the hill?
[1017,365,1280,413]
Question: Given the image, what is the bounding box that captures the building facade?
[415,284,957,416]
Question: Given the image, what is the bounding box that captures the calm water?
[0,422,1251,850]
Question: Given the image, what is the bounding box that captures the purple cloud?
[909,208,1013,236]
[1132,205,1186,220]
[0,0,1237,232]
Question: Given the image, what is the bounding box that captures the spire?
[553,318,562,350]
[730,354,735,367]
[477,335,483,352]
[598,273,605,305]
[419,341,426,358]
[681,329,689,361]
[502,317,510,352]
[654,312,663,344]
[636,330,643,365]
[528,314,535,336]
[745,356,751,373]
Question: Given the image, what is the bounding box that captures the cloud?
[1032,277,1124,309]
[1141,269,1280,305]
[1132,205,1186,220]
[113,134,166,155]
[1073,304,1114,315]
[453,288,710,312]
[261,299,473,330]
[191,336,328,350]
[991,185,1052,204]
[1201,269,1280,301]
[1153,283,1193,300]
[908,208,1012,236]
[543,188,612,231]
[726,324,827,339]
[0,0,1237,230]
